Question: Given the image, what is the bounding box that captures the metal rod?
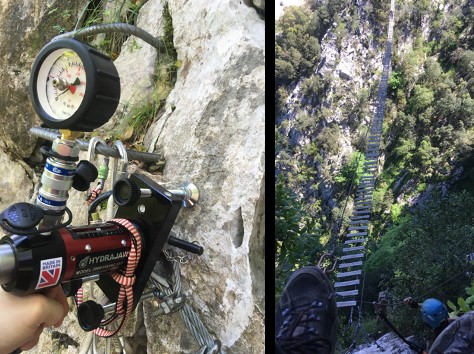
[30,126,161,163]
[102,289,159,314]
[168,189,186,198]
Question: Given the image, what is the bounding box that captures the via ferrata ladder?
[335,0,395,308]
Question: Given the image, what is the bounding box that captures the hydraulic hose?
[88,190,113,216]
[53,23,164,51]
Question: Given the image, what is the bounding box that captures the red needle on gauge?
[68,77,81,94]
[54,77,81,99]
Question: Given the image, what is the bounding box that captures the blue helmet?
[421,298,448,328]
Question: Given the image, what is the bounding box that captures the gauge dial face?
[36,49,86,120]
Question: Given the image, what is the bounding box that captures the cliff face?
[276,0,388,216]
[0,0,264,353]
[276,0,473,224]
[276,0,474,351]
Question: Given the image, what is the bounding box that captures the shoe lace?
[276,301,332,353]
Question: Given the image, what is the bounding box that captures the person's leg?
[275,266,337,354]
[429,311,474,354]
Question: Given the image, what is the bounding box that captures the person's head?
[421,298,448,328]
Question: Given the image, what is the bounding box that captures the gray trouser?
[429,311,474,354]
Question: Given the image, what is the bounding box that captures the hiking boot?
[429,311,474,354]
[275,266,337,354]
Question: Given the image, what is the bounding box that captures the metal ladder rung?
[346,232,367,238]
[348,225,369,231]
[354,203,372,208]
[354,196,372,201]
[336,290,359,297]
[359,180,374,185]
[356,190,374,194]
[353,209,371,214]
[336,269,362,277]
[354,201,372,206]
[354,210,371,214]
[354,205,371,209]
[344,238,366,244]
[335,279,360,287]
[339,261,363,268]
[349,219,369,224]
[350,215,369,220]
[343,245,365,252]
[337,300,357,308]
[340,253,364,261]
[355,198,372,202]
[358,184,374,189]
[357,189,373,193]
[357,187,374,192]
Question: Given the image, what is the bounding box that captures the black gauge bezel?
[29,38,120,132]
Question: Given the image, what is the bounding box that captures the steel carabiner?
[318,253,337,275]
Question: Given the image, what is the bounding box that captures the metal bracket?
[156,291,186,315]
[169,183,199,208]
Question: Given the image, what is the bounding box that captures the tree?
[409,85,434,114]
[276,86,289,116]
[413,138,439,176]
[419,58,442,85]
[334,151,365,187]
[388,71,403,92]
[275,175,324,299]
[458,51,474,95]
[365,191,474,333]
[316,124,341,155]
[275,6,322,88]
[275,57,297,87]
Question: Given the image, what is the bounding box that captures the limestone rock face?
[0,0,86,158]
[349,332,418,354]
[0,149,34,211]
[143,1,265,352]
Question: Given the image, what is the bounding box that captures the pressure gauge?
[29,39,120,132]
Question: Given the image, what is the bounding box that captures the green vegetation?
[334,152,365,187]
[276,0,474,348]
[447,280,474,317]
[275,175,324,300]
[114,1,179,145]
[275,6,322,89]
[81,1,178,147]
[77,0,146,58]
